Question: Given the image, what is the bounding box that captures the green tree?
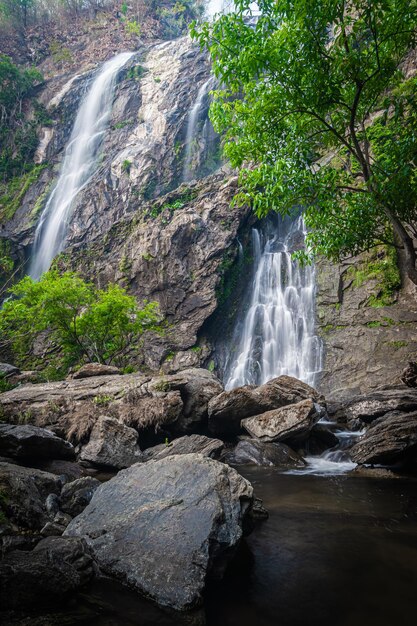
[0,270,162,369]
[192,0,417,284]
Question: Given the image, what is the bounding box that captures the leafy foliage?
[0,270,163,369]
[192,0,417,283]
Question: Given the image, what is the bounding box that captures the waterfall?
[225,215,323,390]
[29,52,134,280]
[182,76,216,182]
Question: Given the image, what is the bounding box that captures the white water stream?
[182,76,216,182]
[225,216,323,390]
[29,52,133,280]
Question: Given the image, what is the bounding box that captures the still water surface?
[40,469,417,626]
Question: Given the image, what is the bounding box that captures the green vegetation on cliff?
[0,270,163,372]
[193,0,417,284]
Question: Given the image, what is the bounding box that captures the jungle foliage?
[192,0,417,284]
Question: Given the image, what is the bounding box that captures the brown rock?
[141,434,224,462]
[80,416,142,469]
[71,363,121,379]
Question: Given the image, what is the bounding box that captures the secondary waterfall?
[182,76,216,182]
[29,52,133,280]
[225,215,323,390]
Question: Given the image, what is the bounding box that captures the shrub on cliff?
[0,270,162,370]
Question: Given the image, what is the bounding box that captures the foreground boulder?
[241,399,321,444]
[0,424,75,461]
[222,438,305,468]
[65,453,253,610]
[208,375,323,437]
[0,462,61,530]
[80,416,142,469]
[0,536,94,610]
[141,434,224,462]
[350,411,417,466]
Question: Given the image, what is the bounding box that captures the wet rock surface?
[208,376,323,437]
[65,454,254,610]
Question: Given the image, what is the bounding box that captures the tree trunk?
[383,206,417,286]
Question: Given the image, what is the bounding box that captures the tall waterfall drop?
[29,52,134,280]
[182,76,216,182]
[225,216,323,390]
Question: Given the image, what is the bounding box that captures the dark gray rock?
[40,521,66,537]
[208,375,323,437]
[0,462,61,530]
[80,415,142,469]
[401,362,417,388]
[65,454,253,610]
[142,434,224,462]
[241,399,321,444]
[304,425,340,455]
[60,477,101,518]
[0,424,75,461]
[0,536,94,610]
[35,459,85,482]
[222,438,305,467]
[350,410,417,465]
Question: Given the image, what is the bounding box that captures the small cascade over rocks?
[225,215,323,391]
[29,52,134,280]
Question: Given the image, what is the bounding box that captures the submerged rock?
[222,438,305,468]
[0,536,94,610]
[141,434,224,462]
[80,415,142,469]
[208,375,323,437]
[65,453,253,611]
[241,399,320,444]
[0,424,75,461]
[350,411,417,466]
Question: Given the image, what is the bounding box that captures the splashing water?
[225,215,323,390]
[29,52,134,280]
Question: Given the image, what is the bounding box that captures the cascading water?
[225,215,323,390]
[182,76,217,182]
[29,52,134,280]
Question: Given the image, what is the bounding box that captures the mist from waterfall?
[225,216,323,390]
[29,52,134,280]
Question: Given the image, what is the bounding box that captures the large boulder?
[151,368,224,433]
[0,536,94,610]
[80,416,142,469]
[65,454,253,610]
[0,462,61,530]
[208,375,323,437]
[0,424,75,461]
[222,438,305,468]
[332,386,417,426]
[350,411,417,465]
[141,434,224,462]
[241,399,321,444]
